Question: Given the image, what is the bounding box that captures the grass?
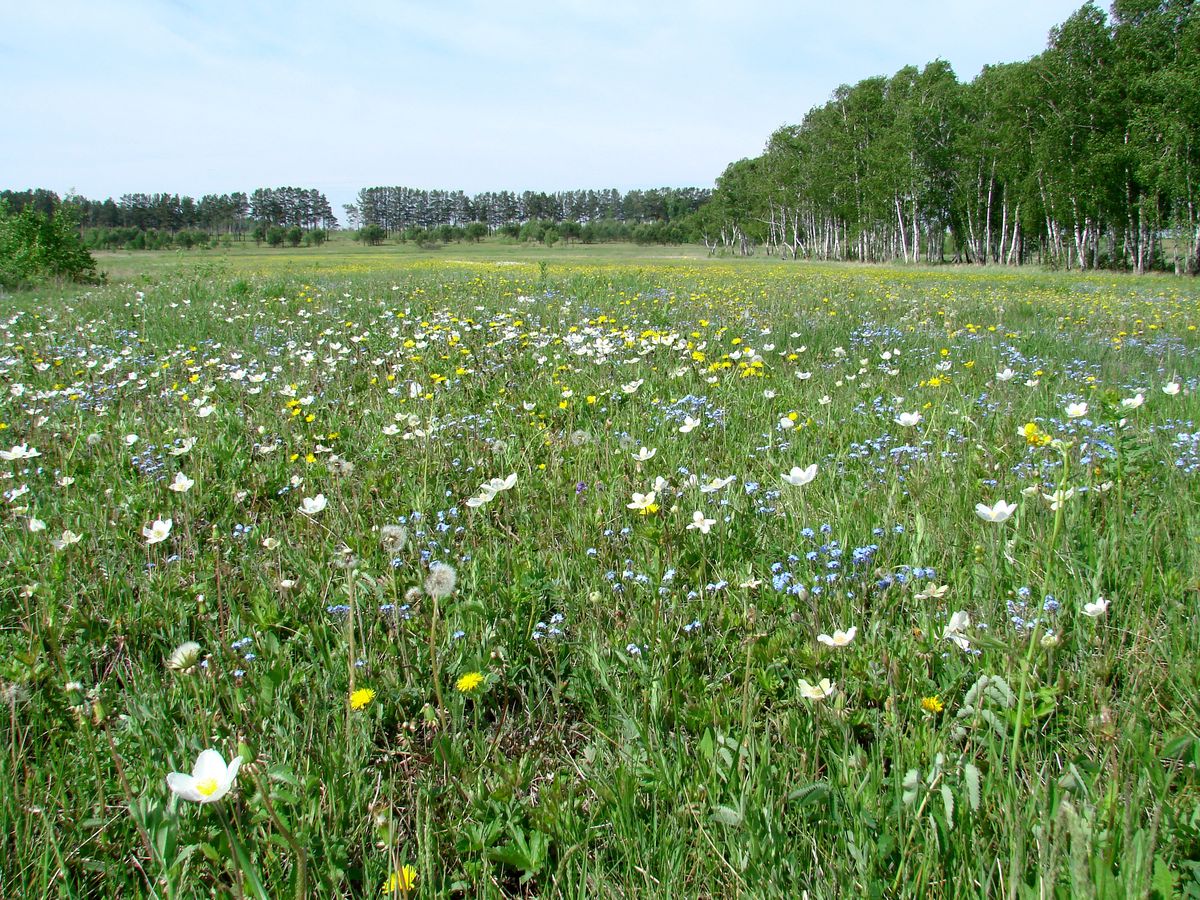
[1,254,1199,898]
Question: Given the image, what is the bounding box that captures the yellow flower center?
[196,778,219,796]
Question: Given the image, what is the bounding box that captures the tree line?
[699,0,1199,273]
[346,186,710,235]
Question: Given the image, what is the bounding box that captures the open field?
[2,254,1199,897]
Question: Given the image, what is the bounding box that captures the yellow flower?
[350,688,376,710]
[920,696,944,715]
[381,865,417,894]
[455,671,484,693]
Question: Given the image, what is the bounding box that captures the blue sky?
[2,0,1087,220]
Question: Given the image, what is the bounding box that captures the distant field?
[91,235,729,281]
[2,257,1199,897]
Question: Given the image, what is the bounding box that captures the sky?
[2,0,1088,221]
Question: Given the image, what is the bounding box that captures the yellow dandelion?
[920,696,944,715]
[350,688,376,710]
[381,865,417,894]
[455,671,484,693]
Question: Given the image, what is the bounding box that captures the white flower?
[52,529,82,550]
[798,678,836,700]
[197,405,216,418]
[1121,393,1144,410]
[818,395,831,406]
[166,748,241,804]
[1082,596,1109,618]
[298,494,327,515]
[817,627,856,648]
[943,611,972,651]
[781,464,818,487]
[627,491,657,512]
[168,438,196,456]
[895,411,922,427]
[621,379,643,395]
[124,434,139,446]
[996,368,1016,382]
[166,640,202,672]
[686,510,716,534]
[1162,382,1181,396]
[679,416,700,433]
[169,473,194,493]
[700,475,735,493]
[143,517,173,544]
[382,424,400,436]
[28,518,46,533]
[1065,402,1088,419]
[0,443,41,461]
[58,476,75,487]
[632,447,656,462]
[1042,488,1075,510]
[975,499,1017,523]
[778,416,795,430]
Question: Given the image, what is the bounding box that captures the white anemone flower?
[975,499,1017,523]
[817,627,856,648]
[1162,382,1181,396]
[1065,402,1088,419]
[632,447,657,462]
[1121,393,1145,410]
[1082,596,1110,618]
[169,472,194,493]
[143,518,173,544]
[798,678,836,700]
[166,749,242,804]
[686,510,716,534]
[895,411,922,427]
[679,416,700,433]
[0,443,41,461]
[781,464,818,487]
[700,475,735,493]
[943,611,972,651]
[52,530,82,550]
[298,494,327,515]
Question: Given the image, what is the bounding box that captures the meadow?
[2,246,1199,898]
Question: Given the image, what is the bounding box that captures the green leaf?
[712,805,743,827]
[787,782,830,808]
[963,763,981,812]
[941,784,955,829]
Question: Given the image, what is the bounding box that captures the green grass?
[1,256,1199,898]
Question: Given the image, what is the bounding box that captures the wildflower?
[0,443,40,461]
[817,627,856,648]
[920,696,944,715]
[914,583,949,601]
[996,368,1016,382]
[1042,488,1075,511]
[382,866,418,895]
[1120,393,1144,410]
[798,678,836,700]
[781,464,818,487]
[700,475,735,493]
[455,671,484,693]
[1065,402,1088,418]
[975,499,1016,523]
[166,749,241,804]
[1082,596,1109,618]
[166,641,202,673]
[1162,382,1180,396]
[686,510,716,534]
[424,562,457,598]
[28,518,46,533]
[632,446,656,462]
[168,438,196,456]
[51,529,83,551]
[627,491,659,515]
[169,472,194,493]
[298,494,327,515]
[895,412,922,427]
[943,611,971,651]
[350,688,376,710]
[143,517,173,545]
[1021,423,1052,447]
[679,416,700,434]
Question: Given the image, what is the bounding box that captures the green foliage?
[0,200,97,288]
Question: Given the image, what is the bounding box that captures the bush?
[0,201,97,288]
[358,224,386,246]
